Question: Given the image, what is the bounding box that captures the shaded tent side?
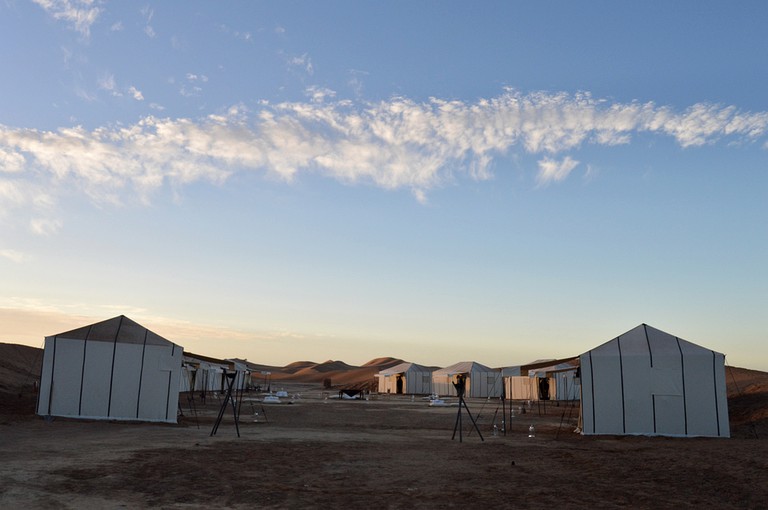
[36,315,183,423]
[579,324,729,438]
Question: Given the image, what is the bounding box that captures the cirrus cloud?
[1,89,767,233]
[32,0,102,37]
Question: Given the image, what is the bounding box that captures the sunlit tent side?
[432,361,502,398]
[36,315,183,423]
[579,324,730,438]
[376,362,434,394]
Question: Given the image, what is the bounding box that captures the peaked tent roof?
[433,361,495,376]
[50,315,176,347]
[378,362,433,376]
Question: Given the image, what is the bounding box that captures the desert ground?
[1,343,767,509]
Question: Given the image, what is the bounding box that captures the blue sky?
[1,1,766,370]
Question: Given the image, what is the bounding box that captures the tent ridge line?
[712,350,721,436]
[136,329,149,419]
[675,337,689,435]
[617,335,626,434]
[106,316,125,418]
[588,350,595,434]
[165,370,172,422]
[643,324,654,368]
[46,336,58,416]
[78,326,92,416]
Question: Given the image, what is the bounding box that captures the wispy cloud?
[140,5,155,38]
[537,156,579,186]
[98,73,120,96]
[97,75,144,101]
[288,53,313,75]
[1,89,767,232]
[0,249,27,263]
[179,73,207,97]
[30,218,63,236]
[128,86,144,101]
[32,0,102,37]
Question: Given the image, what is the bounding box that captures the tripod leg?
[210,392,229,436]
[462,398,485,441]
[452,402,462,441]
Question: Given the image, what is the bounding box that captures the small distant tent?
[579,324,729,437]
[528,360,580,401]
[37,315,183,423]
[502,358,580,401]
[228,358,255,391]
[181,353,238,395]
[432,361,502,398]
[376,362,433,394]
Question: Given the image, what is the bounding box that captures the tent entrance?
[396,375,404,394]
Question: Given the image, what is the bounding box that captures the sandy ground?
[1,382,767,509]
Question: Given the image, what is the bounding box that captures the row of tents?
[376,359,580,401]
[35,316,731,438]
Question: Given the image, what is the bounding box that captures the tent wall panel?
[585,341,625,435]
[108,342,144,420]
[47,338,84,417]
[653,395,686,435]
[138,344,179,421]
[79,340,115,418]
[554,372,580,401]
[506,376,535,400]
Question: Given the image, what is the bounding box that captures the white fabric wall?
[580,324,729,437]
[37,334,182,423]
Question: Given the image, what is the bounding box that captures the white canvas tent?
[432,361,502,398]
[579,324,729,437]
[37,315,183,423]
[181,353,244,395]
[502,358,580,401]
[505,376,554,401]
[376,362,434,394]
[528,360,580,401]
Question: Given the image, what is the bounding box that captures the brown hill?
[724,365,768,438]
[281,361,318,374]
[361,356,402,367]
[0,343,43,394]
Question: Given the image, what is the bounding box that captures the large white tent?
[37,316,183,423]
[579,324,729,437]
[432,361,502,398]
[376,362,434,394]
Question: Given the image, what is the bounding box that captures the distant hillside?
[269,357,405,390]
[0,343,43,394]
[362,356,401,367]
